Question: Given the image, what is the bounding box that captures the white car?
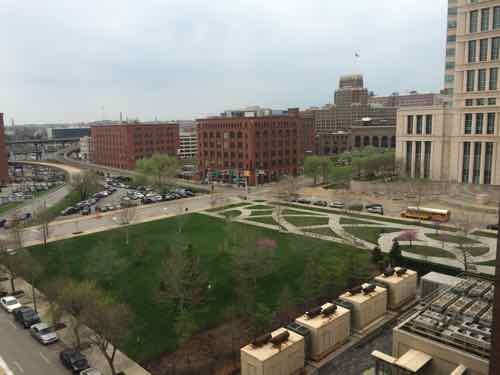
[330,201,345,209]
[0,296,22,313]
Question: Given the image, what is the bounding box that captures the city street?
[0,309,68,375]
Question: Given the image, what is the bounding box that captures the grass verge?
[283,216,330,227]
[344,227,401,244]
[401,245,455,259]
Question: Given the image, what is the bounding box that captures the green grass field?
[283,216,330,227]
[472,231,498,239]
[401,245,455,259]
[339,217,376,225]
[344,227,401,244]
[26,213,372,363]
[245,216,279,226]
[246,204,274,210]
[221,210,242,219]
[426,233,480,245]
[249,210,274,217]
[306,227,338,237]
[465,247,490,256]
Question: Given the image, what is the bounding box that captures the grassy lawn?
[464,246,490,256]
[477,259,496,266]
[339,217,376,225]
[283,216,330,227]
[281,208,325,216]
[426,233,480,245]
[26,213,372,363]
[472,231,498,239]
[401,245,455,259]
[249,210,274,217]
[245,216,279,226]
[206,202,250,212]
[246,204,274,210]
[221,210,242,219]
[344,227,401,244]
[0,202,21,216]
[305,227,338,237]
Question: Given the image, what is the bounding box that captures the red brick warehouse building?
[90,121,180,170]
[0,114,9,183]
[197,108,305,186]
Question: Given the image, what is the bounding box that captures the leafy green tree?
[135,154,180,193]
[372,245,383,264]
[70,171,100,201]
[304,156,330,185]
[12,249,43,312]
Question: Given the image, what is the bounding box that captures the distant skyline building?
[309,75,397,155]
[196,109,304,185]
[90,121,179,170]
[396,0,500,185]
[0,114,9,183]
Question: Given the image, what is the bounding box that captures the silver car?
[30,322,59,344]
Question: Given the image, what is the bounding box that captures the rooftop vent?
[322,304,338,317]
[306,306,323,319]
[383,267,395,277]
[252,333,272,347]
[363,284,376,294]
[270,331,290,346]
[396,268,407,277]
[349,286,363,295]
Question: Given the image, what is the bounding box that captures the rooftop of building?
[396,274,494,360]
[240,327,303,361]
[90,121,178,128]
[295,302,350,329]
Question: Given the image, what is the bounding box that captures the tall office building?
[0,114,9,183]
[444,0,459,96]
[396,0,500,185]
[491,223,500,375]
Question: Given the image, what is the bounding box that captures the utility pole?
[489,201,500,375]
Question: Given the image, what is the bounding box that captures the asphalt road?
[0,309,68,375]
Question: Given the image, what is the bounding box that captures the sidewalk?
[0,275,150,375]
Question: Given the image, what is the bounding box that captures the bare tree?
[160,242,208,313]
[174,204,189,233]
[12,249,43,312]
[35,201,52,247]
[0,240,18,293]
[82,297,133,375]
[70,171,100,201]
[407,178,430,222]
[454,213,476,273]
[117,203,137,245]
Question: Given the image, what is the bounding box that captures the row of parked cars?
[61,188,117,216]
[291,197,385,215]
[0,295,101,374]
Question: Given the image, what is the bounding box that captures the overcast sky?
[1,0,448,124]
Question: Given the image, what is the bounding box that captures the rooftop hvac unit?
[322,304,338,317]
[270,331,290,346]
[383,267,395,277]
[335,299,353,311]
[349,286,363,295]
[286,322,312,359]
[396,268,407,277]
[306,306,323,319]
[451,328,491,350]
[363,284,376,294]
[252,333,272,347]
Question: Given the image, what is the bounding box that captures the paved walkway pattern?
[204,200,497,275]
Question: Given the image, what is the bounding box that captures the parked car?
[81,206,91,216]
[30,322,59,344]
[0,296,22,313]
[0,218,7,228]
[486,224,499,231]
[366,204,384,215]
[313,200,328,207]
[13,306,41,328]
[80,369,102,375]
[61,207,79,216]
[297,198,311,204]
[59,349,90,373]
[330,201,345,209]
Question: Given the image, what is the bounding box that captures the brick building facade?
[197,110,304,185]
[90,122,179,170]
[0,114,8,183]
